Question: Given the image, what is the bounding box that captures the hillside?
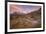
[10,8,41,29]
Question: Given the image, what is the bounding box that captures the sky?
[10,5,41,14]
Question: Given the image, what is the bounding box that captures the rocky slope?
[10,8,41,29]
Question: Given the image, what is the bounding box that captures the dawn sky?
[10,5,41,14]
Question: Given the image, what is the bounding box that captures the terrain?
[10,8,41,29]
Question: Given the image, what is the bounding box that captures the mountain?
[10,8,41,29]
